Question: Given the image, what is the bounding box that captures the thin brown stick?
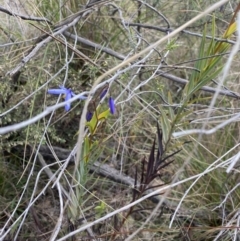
[64,31,126,60]
[0,6,52,24]
[123,22,236,45]
[157,71,240,99]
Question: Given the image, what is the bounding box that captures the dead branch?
[123,22,236,45]
[64,31,126,60]
[0,5,52,24]
[157,71,240,99]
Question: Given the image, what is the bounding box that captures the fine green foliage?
[184,15,235,98]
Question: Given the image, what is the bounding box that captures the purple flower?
[48,86,87,111]
[99,88,108,100]
[98,83,109,100]
[86,112,93,122]
[108,97,115,114]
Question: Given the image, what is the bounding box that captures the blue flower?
[86,112,93,122]
[99,88,108,100]
[48,86,87,111]
[109,97,115,114]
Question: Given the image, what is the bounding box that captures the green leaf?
[86,108,99,134]
[159,105,171,143]
[95,201,106,217]
[183,15,230,98]
[167,92,175,121]
[98,109,110,120]
[85,108,110,135]
[83,136,90,163]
